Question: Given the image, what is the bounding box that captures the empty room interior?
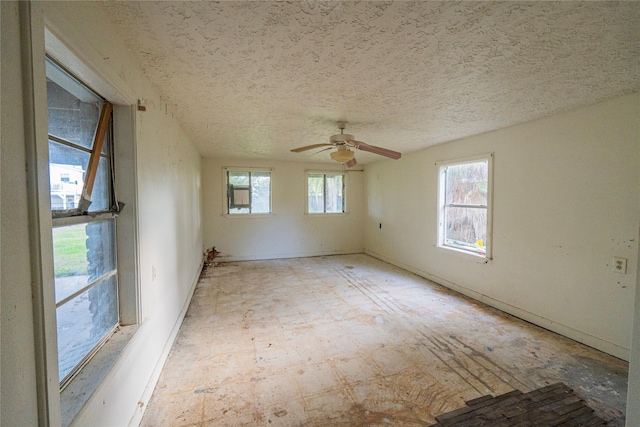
[2,1,640,426]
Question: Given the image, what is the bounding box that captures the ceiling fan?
[290,121,401,167]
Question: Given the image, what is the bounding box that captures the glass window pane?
[89,156,111,212]
[445,161,488,206]
[48,140,110,212]
[229,206,250,214]
[250,172,271,214]
[53,224,88,302]
[85,220,117,281]
[49,141,89,211]
[53,220,117,304]
[47,57,119,385]
[46,58,102,150]
[228,172,249,186]
[325,175,343,213]
[444,206,487,253]
[308,175,324,213]
[101,128,109,156]
[56,274,118,381]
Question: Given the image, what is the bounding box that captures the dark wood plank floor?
[430,382,606,426]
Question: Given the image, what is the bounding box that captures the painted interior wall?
[1,2,203,426]
[1,2,40,425]
[2,1,639,426]
[626,147,640,425]
[364,93,640,361]
[202,158,364,261]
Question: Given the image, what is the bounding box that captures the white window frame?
[47,55,122,389]
[23,11,140,425]
[305,171,346,215]
[222,166,273,217]
[43,49,141,421]
[436,153,493,260]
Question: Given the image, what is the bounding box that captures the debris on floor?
[204,246,221,267]
[430,382,607,426]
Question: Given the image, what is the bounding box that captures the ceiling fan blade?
[314,147,334,154]
[290,143,333,153]
[346,157,358,168]
[351,140,401,160]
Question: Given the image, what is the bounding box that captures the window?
[307,172,345,214]
[437,154,493,258]
[225,169,271,214]
[46,56,119,387]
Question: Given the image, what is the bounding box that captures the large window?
[226,169,271,214]
[46,57,119,386]
[307,172,345,214]
[437,154,493,258]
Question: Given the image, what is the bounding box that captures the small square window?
[307,172,345,214]
[225,169,271,214]
[437,154,493,258]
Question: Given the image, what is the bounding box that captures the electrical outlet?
[613,257,627,274]
[152,265,157,280]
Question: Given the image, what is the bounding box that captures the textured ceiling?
[102,1,640,164]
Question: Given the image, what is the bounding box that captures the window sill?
[221,213,274,219]
[305,212,348,217]
[60,324,139,427]
[437,244,491,263]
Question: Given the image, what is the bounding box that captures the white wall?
[1,2,40,425]
[365,93,640,361]
[3,1,638,425]
[626,117,640,425]
[1,2,203,426]
[203,158,364,261]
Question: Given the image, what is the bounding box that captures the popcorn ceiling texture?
[102,1,640,163]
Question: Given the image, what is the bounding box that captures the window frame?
[222,166,273,216]
[436,153,493,260]
[23,9,141,425]
[305,171,346,215]
[46,55,121,388]
[48,58,117,218]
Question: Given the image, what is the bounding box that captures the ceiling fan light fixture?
[330,148,355,163]
[290,121,400,167]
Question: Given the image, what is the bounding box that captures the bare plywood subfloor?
[140,254,627,426]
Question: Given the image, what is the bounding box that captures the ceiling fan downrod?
[330,122,354,144]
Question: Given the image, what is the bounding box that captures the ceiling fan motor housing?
[290,120,400,165]
[330,133,355,144]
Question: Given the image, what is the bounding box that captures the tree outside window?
[307,173,344,214]
[437,154,493,258]
[226,170,271,214]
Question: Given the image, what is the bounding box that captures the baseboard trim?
[221,249,364,263]
[127,259,204,427]
[365,249,630,361]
